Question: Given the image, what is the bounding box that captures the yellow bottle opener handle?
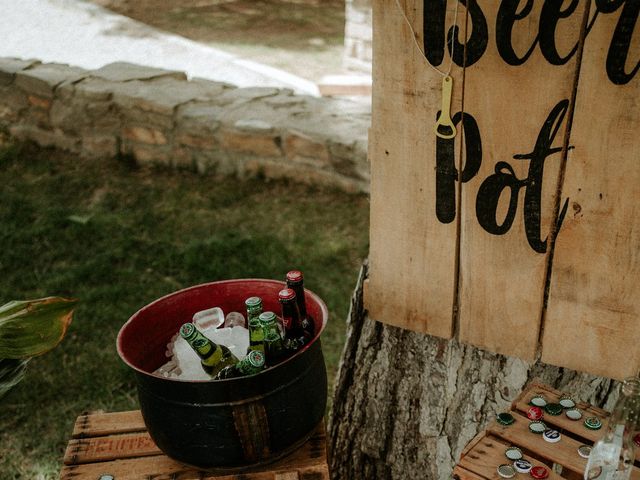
[435,75,457,140]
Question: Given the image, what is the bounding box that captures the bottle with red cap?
[278,288,305,351]
[285,270,315,341]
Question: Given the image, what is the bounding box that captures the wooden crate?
[60,410,330,480]
[454,381,640,480]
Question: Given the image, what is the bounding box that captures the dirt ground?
[91,0,347,83]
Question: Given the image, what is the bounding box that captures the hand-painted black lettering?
[513,99,570,253]
[435,111,482,224]
[476,162,525,234]
[496,0,538,65]
[539,0,581,65]
[423,0,448,67]
[453,0,488,67]
[605,0,639,84]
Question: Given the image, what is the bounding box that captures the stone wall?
[0,58,370,193]
[344,0,372,72]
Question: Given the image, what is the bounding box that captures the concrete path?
[0,0,320,96]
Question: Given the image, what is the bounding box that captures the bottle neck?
[608,378,640,436]
[287,282,308,317]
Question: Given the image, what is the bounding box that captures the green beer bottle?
[213,350,266,380]
[245,296,265,354]
[179,323,239,377]
[264,331,285,365]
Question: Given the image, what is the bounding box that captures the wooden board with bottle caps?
[59,410,330,480]
[454,381,640,480]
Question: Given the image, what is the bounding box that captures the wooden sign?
[366,0,640,379]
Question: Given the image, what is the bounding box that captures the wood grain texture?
[329,265,621,480]
[542,1,640,380]
[366,0,462,337]
[61,410,329,480]
[457,0,587,360]
[71,410,146,438]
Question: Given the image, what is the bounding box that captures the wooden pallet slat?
[61,411,330,480]
[457,381,640,480]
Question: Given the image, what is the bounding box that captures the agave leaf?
[0,297,77,359]
[0,358,29,399]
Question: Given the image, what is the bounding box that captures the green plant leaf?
[0,358,29,399]
[0,297,77,359]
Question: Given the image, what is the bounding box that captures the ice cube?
[192,307,224,330]
[224,311,246,328]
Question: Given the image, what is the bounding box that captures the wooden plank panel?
[64,431,160,465]
[489,418,640,480]
[366,0,464,336]
[457,0,588,360]
[59,455,201,480]
[72,410,146,438]
[458,433,564,480]
[454,465,491,480]
[542,0,640,380]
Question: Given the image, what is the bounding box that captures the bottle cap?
[513,459,532,474]
[634,433,640,447]
[497,464,516,478]
[529,394,547,407]
[278,288,296,301]
[530,466,549,479]
[528,421,546,434]
[527,406,544,420]
[505,446,523,460]
[578,445,592,458]
[543,429,561,443]
[586,467,603,480]
[258,311,278,324]
[286,270,303,283]
[497,413,515,426]
[247,350,266,368]
[559,396,576,409]
[245,296,262,308]
[179,323,196,338]
[565,408,582,421]
[584,417,602,430]
[544,403,563,416]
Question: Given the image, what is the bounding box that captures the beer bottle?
[278,288,305,349]
[264,330,285,365]
[214,350,266,380]
[286,270,315,339]
[245,296,265,354]
[584,377,640,480]
[179,323,239,377]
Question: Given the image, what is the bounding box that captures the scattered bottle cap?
[497,464,516,478]
[529,395,547,407]
[578,444,592,458]
[584,416,602,430]
[544,403,563,416]
[559,396,576,409]
[543,429,561,443]
[513,459,532,474]
[586,466,603,480]
[527,406,544,420]
[497,412,515,426]
[565,408,582,421]
[98,476,115,480]
[529,420,547,434]
[505,446,523,460]
[530,466,549,479]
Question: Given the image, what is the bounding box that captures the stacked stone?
[344,0,372,73]
[0,58,370,193]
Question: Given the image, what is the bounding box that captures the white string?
[393,0,461,78]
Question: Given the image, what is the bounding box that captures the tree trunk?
[328,262,621,480]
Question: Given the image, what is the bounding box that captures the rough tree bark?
[328,262,621,480]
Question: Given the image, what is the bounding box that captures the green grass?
[0,144,369,479]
